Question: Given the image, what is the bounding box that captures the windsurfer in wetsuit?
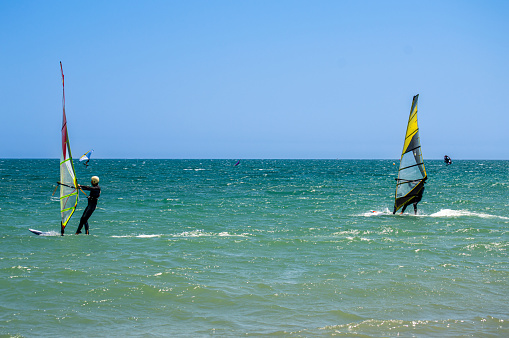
[76,176,101,235]
[399,186,425,215]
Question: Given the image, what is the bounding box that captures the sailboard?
[393,94,427,214]
[58,62,79,235]
[29,229,52,236]
[80,149,94,166]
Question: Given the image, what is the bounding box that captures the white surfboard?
[29,229,52,236]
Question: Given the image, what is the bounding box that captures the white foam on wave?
[111,231,249,239]
[173,230,209,237]
[111,234,162,238]
[357,208,508,220]
[174,230,248,238]
[430,209,509,220]
[359,208,392,217]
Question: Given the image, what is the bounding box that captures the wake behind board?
[29,228,52,236]
[368,209,392,216]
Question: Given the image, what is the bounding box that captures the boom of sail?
[59,62,78,235]
[393,94,427,213]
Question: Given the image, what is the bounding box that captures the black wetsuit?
[400,186,424,215]
[76,184,101,234]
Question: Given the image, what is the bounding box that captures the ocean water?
[1,159,508,337]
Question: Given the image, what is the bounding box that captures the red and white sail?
[59,62,78,229]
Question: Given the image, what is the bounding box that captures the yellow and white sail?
[394,94,427,212]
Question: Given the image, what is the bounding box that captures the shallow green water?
[1,159,508,336]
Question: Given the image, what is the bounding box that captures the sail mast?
[393,94,427,213]
[59,62,78,235]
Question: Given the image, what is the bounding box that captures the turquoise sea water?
[1,159,508,337]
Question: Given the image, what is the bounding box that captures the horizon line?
[1,158,507,161]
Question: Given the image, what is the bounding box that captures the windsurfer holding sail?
[392,94,427,216]
[398,185,425,215]
[76,176,101,235]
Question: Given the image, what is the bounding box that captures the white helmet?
[91,176,100,185]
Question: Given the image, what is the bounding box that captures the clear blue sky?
[1,0,507,159]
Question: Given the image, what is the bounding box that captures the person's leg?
[81,204,96,235]
[400,204,408,214]
[76,205,91,234]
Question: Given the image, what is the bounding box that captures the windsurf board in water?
[29,229,52,236]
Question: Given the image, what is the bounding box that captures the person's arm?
[78,184,93,191]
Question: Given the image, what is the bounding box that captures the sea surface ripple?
[1,159,508,336]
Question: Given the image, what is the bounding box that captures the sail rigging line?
[77,186,88,197]
[398,162,425,171]
[405,145,422,153]
[51,185,58,196]
[59,62,79,235]
[396,178,425,183]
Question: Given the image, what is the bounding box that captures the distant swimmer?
[444,155,452,165]
[76,176,101,235]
